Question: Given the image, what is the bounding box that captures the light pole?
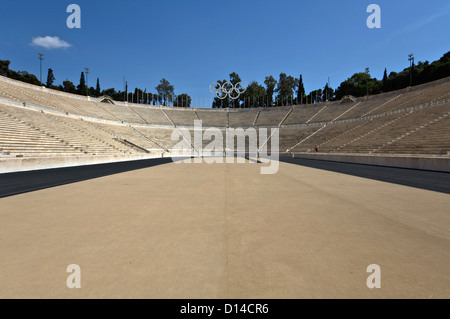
[408,54,414,87]
[38,53,44,85]
[85,68,89,96]
[365,67,370,96]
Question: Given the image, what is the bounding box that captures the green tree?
[382,68,388,92]
[307,89,323,104]
[77,72,87,95]
[335,72,381,99]
[264,75,277,107]
[211,73,245,108]
[241,81,266,108]
[96,78,101,96]
[155,78,174,106]
[143,92,155,105]
[211,79,230,108]
[174,93,192,107]
[46,68,55,87]
[322,82,334,101]
[229,72,243,108]
[296,75,305,104]
[0,60,10,76]
[134,87,146,103]
[16,71,41,86]
[275,73,296,106]
[62,80,77,94]
[102,88,117,98]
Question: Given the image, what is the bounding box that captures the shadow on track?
[280,156,450,194]
[0,158,172,198]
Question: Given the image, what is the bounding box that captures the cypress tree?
[96,78,101,96]
[382,68,388,91]
[297,75,305,104]
[77,72,87,95]
[46,68,55,87]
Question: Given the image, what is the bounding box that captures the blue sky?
[1,0,449,106]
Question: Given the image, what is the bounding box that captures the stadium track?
[1,156,449,198]
[279,156,450,194]
[0,157,172,198]
[1,158,449,298]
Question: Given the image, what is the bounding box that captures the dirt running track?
[0,159,449,298]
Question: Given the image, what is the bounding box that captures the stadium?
[1,1,449,300]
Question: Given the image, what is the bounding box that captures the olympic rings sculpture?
[209,81,247,100]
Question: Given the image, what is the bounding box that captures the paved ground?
[280,156,450,194]
[0,159,449,298]
[0,157,172,198]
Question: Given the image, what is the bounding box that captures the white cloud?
[31,36,72,49]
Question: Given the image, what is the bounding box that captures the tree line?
[211,72,327,108]
[212,51,450,108]
[0,60,192,107]
[1,50,449,108]
[334,51,450,100]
